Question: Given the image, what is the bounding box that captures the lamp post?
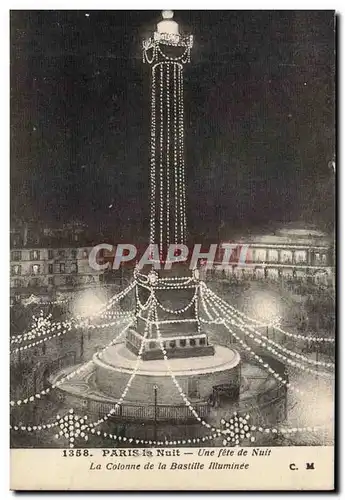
[153,384,158,443]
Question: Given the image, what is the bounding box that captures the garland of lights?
[152,300,222,435]
[179,64,187,241]
[204,294,325,396]
[11,313,56,344]
[10,321,134,407]
[203,284,334,343]
[10,409,329,448]
[229,314,333,373]
[173,63,179,243]
[159,63,164,257]
[155,288,198,315]
[177,64,184,243]
[150,65,157,245]
[10,285,332,447]
[202,284,335,350]
[11,309,134,350]
[203,291,333,377]
[87,297,154,429]
[166,62,171,246]
[11,325,68,355]
[89,280,136,319]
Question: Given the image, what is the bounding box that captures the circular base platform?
[93,343,241,404]
[49,343,286,425]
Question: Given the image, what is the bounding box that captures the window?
[30,250,40,261]
[189,338,196,347]
[11,265,21,275]
[71,249,77,259]
[268,249,279,262]
[66,275,74,285]
[295,250,307,263]
[314,253,321,263]
[321,254,327,264]
[169,340,176,349]
[32,264,40,275]
[48,263,54,274]
[60,263,65,273]
[48,249,54,260]
[71,263,78,274]
[254,249,266,262]
[31,277,39,287]
[13,279,21,287]
[179,339,186,347]
[48,277,54,286]
[59,249,66,258]
[199,337,206,346]
[83,249,88,259]
[281,250,293,263]
[11,251,21,261]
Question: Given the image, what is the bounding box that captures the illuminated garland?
[204,286,335,368]
[204,293,333,380]
[204,284,334,343]
[179,63,187,241]
[155,288,197,315]
[11,312,55,344]
[159,63,164,257]
[10,321,134,407]
[88,297,154,429]
[173,62,178,243]
[150,65,157,245]
[10,290,332,446]
[11,325,68,355]
[152,300,222,436]
[204,295,306,396]
[166,62,171,245]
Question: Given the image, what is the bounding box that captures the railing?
[87,399,210,422]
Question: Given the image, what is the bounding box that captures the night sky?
[10,10,335,242]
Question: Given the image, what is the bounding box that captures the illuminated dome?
[157,10,179,35]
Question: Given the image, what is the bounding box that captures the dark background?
[10,10,336,242]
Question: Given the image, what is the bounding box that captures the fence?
[86,399,210,422]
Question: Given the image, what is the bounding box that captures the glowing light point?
[162,10,174,19]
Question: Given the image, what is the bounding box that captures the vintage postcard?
[10,9,335,490]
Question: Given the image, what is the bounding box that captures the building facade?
[211,225,334,285]
[10,246,103,299]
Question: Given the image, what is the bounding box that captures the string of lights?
[203,284,334,343]
[10,287,331,447]
[150,64,156,245]
[10,320,134,407]
[173,62,178,244]
[153,299,222,435]
[159,63,164,257]
[179,63,187,241]
[204,294,307,396]
[166,62,171,246]
[203,286,334,369]
[87,298,154,429]
[178,64,185,243]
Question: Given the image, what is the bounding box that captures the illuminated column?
[143,10,193,257]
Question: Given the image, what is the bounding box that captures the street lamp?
[153,384,158,444]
